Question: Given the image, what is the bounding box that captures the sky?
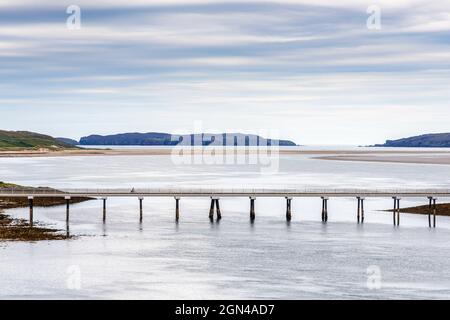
[0,0,449,145]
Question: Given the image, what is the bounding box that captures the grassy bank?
[0,183,91,241]
[0,130,77,149]
[0,181,20,188]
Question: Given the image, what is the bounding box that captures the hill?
[79,132,297,146]
[56,137,79,146]
[374,133,450,148]
[0,130,75,149]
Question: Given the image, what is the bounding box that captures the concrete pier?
[250,197,256,221]
[28,196,33,227]
[285,197,292,222]
[175,197,180,222]
[139,197,144,222]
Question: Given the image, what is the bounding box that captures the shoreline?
[315,154,450,165]
[0,186,92,241]
[0,209,70,242]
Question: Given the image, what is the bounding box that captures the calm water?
[1,150,450,299]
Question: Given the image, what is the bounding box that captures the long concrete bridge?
[1,188,449,228]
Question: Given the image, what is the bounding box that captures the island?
[79,132,297,146]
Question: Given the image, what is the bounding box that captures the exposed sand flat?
[315,154,450,165]
[387,203,450,216]
[0,148,283,157]
[1,148,450,165]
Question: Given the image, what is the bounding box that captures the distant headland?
[79,132,297,147]
[373,133,450,148]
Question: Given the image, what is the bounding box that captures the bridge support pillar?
[433,198,437,228]
[209,197,221,221]
[357,197,365,223]
[321,197,328,222]
[175,197,180,222]
[250,197,256,222]
[215,199,221,220]
[285,197,292,222]
[357,197,360,223]
[209,198,215,221]
[102,198,107,223]
[428,197,433,228]
[392,197,397,225]
[65,196,71,223]
[392,197,400,226]
[28,196,34,227]
[139,197,144,222]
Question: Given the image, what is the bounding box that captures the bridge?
[1,188,449,228]
[1,187,450,197]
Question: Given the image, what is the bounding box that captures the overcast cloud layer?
[0,0,449,144]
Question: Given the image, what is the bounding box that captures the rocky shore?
[0,183,91,241]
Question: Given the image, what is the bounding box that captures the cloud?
[0,0,441,10]
[0,0,449,144]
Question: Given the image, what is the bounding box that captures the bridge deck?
[1,188,450,198]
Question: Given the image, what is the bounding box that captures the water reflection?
[1,152,450,299]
